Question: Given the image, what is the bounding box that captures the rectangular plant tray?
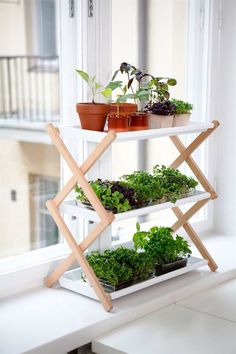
[59,256,208,301]
[60,190,211,222]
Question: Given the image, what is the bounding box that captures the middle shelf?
[60,190,211,222]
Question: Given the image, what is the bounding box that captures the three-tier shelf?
[45,120,219,312]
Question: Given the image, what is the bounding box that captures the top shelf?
[59,121,214,143]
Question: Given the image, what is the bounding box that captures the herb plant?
[133,223,192,265]
[153,165,198,202]
[171,99,193,114]
[75,179,135,213]
[76,69,121,104]
[120,170,164,204]
[86,247,154,287]
[148,100,176,116]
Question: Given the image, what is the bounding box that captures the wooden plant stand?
[45,120,220,312]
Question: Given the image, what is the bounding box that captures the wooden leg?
[169,120,220,170]
[171,199,209,232]
[172,207,218,271]
[46,200,113,311]
[45,253,75,288]
[170,135,217,198]
[45,217,114,287]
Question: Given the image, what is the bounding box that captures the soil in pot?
[76,103,110,131]
[110,102,138,115]
[107,113,130,132]
[130,112,149,130]
[148,114,174,129]
[155,257,188,276]
[172,113,191,127]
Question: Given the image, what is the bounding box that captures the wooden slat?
[46,200,113,311]
[46,124,112,223]
[172,206,218,271]
[170,135,217,198]
[169,120,220,169]
[171,199,209,232]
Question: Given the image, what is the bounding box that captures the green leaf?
[136,222,140,231]
[95,82,102,89]
[100,87,112,98]
[76,69,89,82]
[106,81,123,91]
[167,78,177,86]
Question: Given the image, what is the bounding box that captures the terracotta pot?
[148,114,174,129]
[107,113,130,132]
[130,112,149,130]
[110,103,138,115]
[76,103,110,131]
[172,113,191,127]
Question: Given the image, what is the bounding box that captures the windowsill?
[0,233,236,354]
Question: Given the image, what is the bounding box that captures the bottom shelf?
[59,257,208,301]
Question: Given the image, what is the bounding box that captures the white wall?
[211,0,236,234]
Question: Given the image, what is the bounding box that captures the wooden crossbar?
[45,124,116,311]
[172,206,218,271]
[169,120,220,272]
[169,120,220,170]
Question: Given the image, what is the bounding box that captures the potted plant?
[146,76,177,129]
[133,223,192,276]
[86,247,154,292]
[171,99,193,127]
[110,63,138,115]
[76,70,120,131]
[112,63,152,130]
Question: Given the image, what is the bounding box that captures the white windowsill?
[0,233,236,354]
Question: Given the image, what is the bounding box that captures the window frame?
[0,0,216,298]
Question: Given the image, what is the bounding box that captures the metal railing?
[0,55,60,123]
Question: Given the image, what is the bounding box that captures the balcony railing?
[0,55,60,123]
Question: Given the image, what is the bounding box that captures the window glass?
[111,0,189,242]
[0,0,60,258]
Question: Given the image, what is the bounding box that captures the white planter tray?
[59,121,214,143]
[60,190,210,222]
[59,257,208,301]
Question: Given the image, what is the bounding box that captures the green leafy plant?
[153,165,198,202]
[120,170,165,204]
[76,69,121,104]
[86,247,154,288]
[171,99,193,114]
[148,100,176,116]
[148,77,177,102]
[75,179,135,213]
[133,223,192,265]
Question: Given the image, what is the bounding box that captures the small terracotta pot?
[76,103,110,131]
[110,103,138,115]
[172,113,191,127]
[107,113,130,132]
[130,112,149,130]
[148,114,174,129]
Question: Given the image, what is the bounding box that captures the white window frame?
[0,0,216,298]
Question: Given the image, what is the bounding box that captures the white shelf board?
[59,121,214,143]
[60,191,211,222]
[59,257,208,301]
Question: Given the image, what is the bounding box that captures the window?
[0,0,63,260]
[0,0,213,296]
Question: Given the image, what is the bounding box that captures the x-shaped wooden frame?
[45,120,219,312]
[45,124,117,311]
[169,120,220,271]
